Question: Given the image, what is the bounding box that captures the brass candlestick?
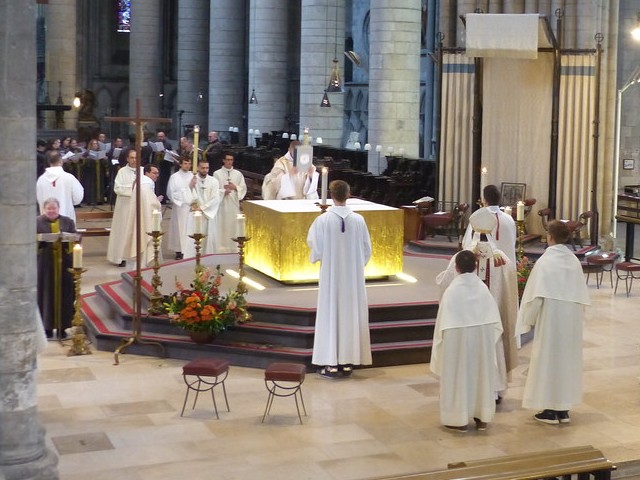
[67,267,92,356]
[189,233,206,273]
[516,219,525,261]
[232,236,251,294]
[147,230,164,314]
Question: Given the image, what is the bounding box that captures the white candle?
[321,167,328,205]
[193,211,203,234]
[480,166,488,193]
[73,243,83,269]
[517,201,525,221]
[152,209,161,232]
[192,125,200,173]
[237,213,246,238]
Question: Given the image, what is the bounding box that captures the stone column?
[178,0,209,137]
[368,0,421,173]
[299,0,345,148]
[247,0,290,135]
[209,0,246,133]
[130,0,163,126]
[0,2,59,479]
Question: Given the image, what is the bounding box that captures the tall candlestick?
[517,201,525,221]
[321,167,328,205]
[193,210,203,234]
[237,213,246,238]
[303,127,309,146]
[192,125,200,173]
[152,209,161,232]
[73,243,83,269]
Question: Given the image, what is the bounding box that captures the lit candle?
[193,211,203,234]
[192,125,200,173]
[73,243,83,269]
[480,166,488,193]
[321,167,328,205]
[517,201,525,221]
[152,209,161,232]
[237,213,246,238]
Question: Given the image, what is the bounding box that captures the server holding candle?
[36,197,78,339]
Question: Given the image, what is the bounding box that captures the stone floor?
[38,219,640,480]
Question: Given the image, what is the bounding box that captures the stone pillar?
[368,0,421,174]
[247,0,290,135]
[45,0,77,128]
[0,2,59,479]
[209,0,245,133]
[130,0,163,127]
[178,0,209,137]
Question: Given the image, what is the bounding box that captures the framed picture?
[500,182,526,206]
[623,159,635,170]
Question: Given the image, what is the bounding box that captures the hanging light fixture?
[249,1,258,104]
[320,91,331,108]
[325,0,343,93]
[249,89,258,104]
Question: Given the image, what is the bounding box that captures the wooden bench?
[75,210,113,237]
[384,445,614,480]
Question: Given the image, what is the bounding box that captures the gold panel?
[243,200,404,283]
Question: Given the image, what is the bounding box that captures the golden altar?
[243,199,404,283]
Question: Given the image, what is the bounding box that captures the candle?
[303,127,309,146]
[321,167,328,205]
[73,243,83,269]
[480,166,488,193]
[193,211,203,234]
[192,125,200,173]
[152,209,161,232]
[517,201,525,221]
[237,213,246,238]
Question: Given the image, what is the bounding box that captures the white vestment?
[517,244,590,411]
[182,174,221,257]
[307,205,372,366]
[431,273,503,426]
[262,153,318,200]
[36,166,84,222]
[124,176,162,266]
[106,166,137,265]
[213,166,247,253]
[166,169,194,253]
[463,206,517,265]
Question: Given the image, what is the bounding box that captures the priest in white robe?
[166,157,194,260]
[213,152,247,253]
[431,250,503,431]
[307,180,372,378]
[106,149,138,266]
[262,140,318,200]
[517,220,590,425]
[182,159,221,257]
[36,151,84,222]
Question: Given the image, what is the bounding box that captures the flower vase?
[188,331,216,344]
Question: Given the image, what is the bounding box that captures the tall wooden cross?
[104,98,172,365]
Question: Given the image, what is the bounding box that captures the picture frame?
[500,182,526,206]
[623,159,635,170]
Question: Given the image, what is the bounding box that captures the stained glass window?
[117,0,131,33]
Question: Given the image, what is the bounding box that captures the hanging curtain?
[556,53,596,225]
[439,52,475,206]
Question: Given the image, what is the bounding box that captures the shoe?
[318,366,339,379]
[556,411,571,424]
[340,365,353,377]
[118,261,126,267]
[495,395,503,405]
[473,417,488,431]
[444,424,468,432]
[45,329,53,339]
[534,410,559,425]
[175,252,183,260]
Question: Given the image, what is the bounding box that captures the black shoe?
[118,261,126,267]
[534,410,559,425]
[339,364,353,377]
[317,366,339,379]
[444,424,468,432]
[495,395,503,405]
[556,411,571,424]
[473,417,488,431]
[175,252,183,260]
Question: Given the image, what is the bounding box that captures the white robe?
[463,206,517,265]
[36,166,84,222]
[307,205,372,366]
[517,244,590,411]
[182,174,221,257]
[262,153,318,200]
[166,169,194,253]
[213,167,247,253]
[106,166,137,265]
[431,273,503,426]
[124,176,162,266]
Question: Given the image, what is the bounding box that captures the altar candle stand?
[146,229,164,314]
[232,235,250,294]
[189,233,206,273]
[67,263,92,356]
[516,201,525,260]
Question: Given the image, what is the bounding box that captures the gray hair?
[43,197,60,208]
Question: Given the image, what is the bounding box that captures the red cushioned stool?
[181,358,230,419]
[262,362,307,424]
[615,262,640,297]
[585,253,619,288]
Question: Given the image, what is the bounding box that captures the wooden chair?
[421,202,468,242]
[538,208,554,236]
[566,211,593,250]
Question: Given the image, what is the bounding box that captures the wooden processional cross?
[105,98,172,365]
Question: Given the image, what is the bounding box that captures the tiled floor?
[39,218,640,479]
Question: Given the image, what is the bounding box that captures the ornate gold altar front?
[243,200,404,283]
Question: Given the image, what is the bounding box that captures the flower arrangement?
[164,265,250,334]
[516,255,533,299]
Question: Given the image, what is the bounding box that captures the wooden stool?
[262,362,307,424]
[181,358,230,419]
[585,253,618,288]
[615,262,640,297]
